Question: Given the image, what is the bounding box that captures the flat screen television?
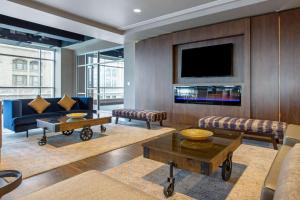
[181,43,234,77]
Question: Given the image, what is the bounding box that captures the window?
[13,59,27,71]
[0,43,55,100]
[29,60,39,72]
[29,76,40,86]
[76,48,124,112]
[12,75,27,86]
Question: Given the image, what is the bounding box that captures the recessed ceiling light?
[133,8,141,13]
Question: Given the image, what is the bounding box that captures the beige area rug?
[103,144,277,200]
[0,124,175,179]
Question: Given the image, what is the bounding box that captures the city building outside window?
[0,43,55,100]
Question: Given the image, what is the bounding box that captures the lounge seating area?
[0,1,300,200]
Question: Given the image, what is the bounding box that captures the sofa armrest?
[283,124,300,147]
[3,100,22,130]
[74,97,93,111]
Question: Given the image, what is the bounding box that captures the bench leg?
[146,121,151,129]
[272,137,278,150]
[160,120,163,126]
[115,117,119,124]
[26,130,29,138]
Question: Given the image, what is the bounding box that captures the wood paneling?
[135,34,173,122]
[251,13,279,121]
[135,18,251,125]
[280,9,300,124]
[135,8,300,124]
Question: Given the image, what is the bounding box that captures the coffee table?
[36,115,112,146]
[142,129,242,197]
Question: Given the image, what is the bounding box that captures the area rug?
[103,144,277,200]
[0,124,175,179]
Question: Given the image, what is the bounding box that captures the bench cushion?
[19,170,158,200]
[112,109,167,122]
[199,116,287,139]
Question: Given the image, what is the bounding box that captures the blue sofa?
[3,97,93,135]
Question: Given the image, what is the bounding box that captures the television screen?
[181,43,233,77]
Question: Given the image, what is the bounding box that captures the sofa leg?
[115,117,119,124]
[26,130,29,138]
[146,121,151,129]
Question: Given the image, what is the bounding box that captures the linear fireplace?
[174,85,241,106]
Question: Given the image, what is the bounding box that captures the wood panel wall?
[135,8,300,125]
[280,9,300,124]
[135,34,174,122]
[250,13,279,121]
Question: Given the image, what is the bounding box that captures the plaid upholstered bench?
[199,116,287,149]
[112,109,167,129]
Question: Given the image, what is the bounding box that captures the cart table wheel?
[222,153,233,181]
[80,127,93,141]
[100,125,106,133]
[62,130,74,136]
[163,182,174,197]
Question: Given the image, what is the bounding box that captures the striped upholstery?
[199,116,287,139]
[112,109,167,122]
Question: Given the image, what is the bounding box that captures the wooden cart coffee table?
[37,115,112,146]
[142,129,242,197]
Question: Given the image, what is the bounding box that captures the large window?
[0,44,55,99]
[76,48,124,111]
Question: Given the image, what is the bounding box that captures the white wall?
[124,42,135,108]
[55,48,76,97]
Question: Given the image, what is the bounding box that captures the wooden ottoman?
[112,109,167,129]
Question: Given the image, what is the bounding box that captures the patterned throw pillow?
[58,94,76,111]
[28,95,51,114]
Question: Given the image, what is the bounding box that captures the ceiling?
[2,0,300,44]
[33,0,215,30]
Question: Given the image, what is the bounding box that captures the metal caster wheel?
[222,153,232,181]
[62,130,74,136]
[38,136,47,146]
[100,125,106,133]
[80,127,93,141]
[163,183,174,198]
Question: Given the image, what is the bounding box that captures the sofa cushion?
[13,113,61,126]
[28,96,51,114]
[284,124,300,147]
[18,170,158,200]
[261,145,292,200]
[274,144,300,200]
[58,95,77,111]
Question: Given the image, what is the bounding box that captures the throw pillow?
[58,94,76,111]
[28,95,51,114]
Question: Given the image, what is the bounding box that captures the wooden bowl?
[66,113,87,119]
[180,129,213,141]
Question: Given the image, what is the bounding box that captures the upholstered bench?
[199,116,287,149]
[18,170,158,200]
[112,109,167,129]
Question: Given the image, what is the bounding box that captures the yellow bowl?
[181,140,214,150]
[66,113,87,119]
[180,129,213,141]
